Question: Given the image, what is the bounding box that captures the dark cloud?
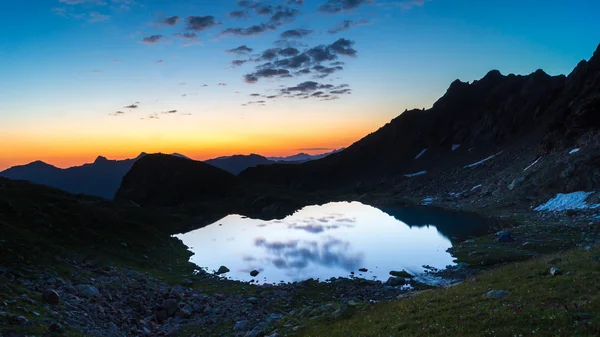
[221,23,277,37]
[229,10,248,18]
[109,111,125,116]
[329,38,357,56]
[280,28,313,39]
[286,0,304,5]
[318,0,373,13]
[244,68,291,83]
[313,65,344,78]
[124,104,138,109]
[185,16,221,31]
[156,60,164,63]
[161,109,178,114]
[259,48,281,61]
[330,88,351,94]
[282,81,329,93]
[270,8,300,24]
[279,47,300,57]
[250,93,261,97]
[232,60,249,67]
[141,35,165,44]
[266,95,279,99]
[330,61,345,66]
[226,45,254,54]
[254,5,273,16]
[306,45,337,62]
[328,19,369,33]
[164,16,180,26]
[218,83,227,86]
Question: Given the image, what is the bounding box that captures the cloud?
[173,32,198,40]
[161,109,178,114]
[59,0,106,4]
[232,60,249,67]
[124,104,138,109]
[312,65,344,78]
[381,0,431,10]
[185,16,221,31]
[318,0,373,13]
[244,68,291,83]
[280,29,313,39]
[141,35,166,44]
[226,45,254,54]
[229,10,248,18]
[164,16,180,26]
[276,81,351,100]
[329,38,357,56]
[109,111,125,116]
[328,19,369,33]
[156,60,164,63]
[218,83,227,86]
[270,8,300,24]
[286,0,304,5]
[221,23,277,37]
[279,47,300,57]
[254,5,273,16]
[250,93,261,97]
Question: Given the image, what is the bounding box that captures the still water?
[175,201,491,284]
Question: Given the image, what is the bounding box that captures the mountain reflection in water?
[175,201,492,283]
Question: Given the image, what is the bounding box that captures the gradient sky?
[0,0,598,170]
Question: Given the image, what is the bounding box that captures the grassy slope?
[300,247,600,337]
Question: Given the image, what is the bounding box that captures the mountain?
[205,154,274,175]
[240,44,600,191]
[267,148,345,163]
[0,154,146,199]
[115,154,239,207]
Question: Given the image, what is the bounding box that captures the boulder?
[76,284,100,299]
[42,289,60,305]
[216,266,230,275]
[162,299,179,316]
[495,231,514,243]
[550,267,562,276]
[484,290,509,300]
[385,277,405,286]
[250,270,260,277]
[234,320,249,331]
[389,270,413,278]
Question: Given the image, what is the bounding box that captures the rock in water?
[385,277,405,286]
[42,289,60,304]
[216,266,230,275]
[484,290,509,299]
[550,267,562,276]
[250,270,259,277]
[389,270,413,278]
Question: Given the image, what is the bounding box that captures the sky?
[0,0,598,170]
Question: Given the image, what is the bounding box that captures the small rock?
[495,231,514,243]
[247,297,259,304]
[385,277,405,286]
[48,322,64,332]
[245,326,265,337]
[484,290,509,300]
[155,310,168,323]
[76,284,100,299]
[234,320,249,331]
[216,266,230,275]
[389,270,413,278]
[250,270,260,277]
[42,289,60,305]
[162,299,179,316]
[507,177,525,191]
[550,267,562,276]
[180,304,193,318]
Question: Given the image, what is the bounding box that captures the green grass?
[299,247,600,337]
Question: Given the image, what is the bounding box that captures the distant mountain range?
[0,149,343,198]
[267,149,345,163]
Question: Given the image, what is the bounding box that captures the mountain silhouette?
[239,43,600,191]
[267,149,345,163]
[0,153,147,199]
[205,154,274,175]
[115,154,239,207]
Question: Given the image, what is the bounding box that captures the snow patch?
[404,171,427,178]
[524,157,541,171]
[414,149,427,160]
[535,191,595,212]
[463,151,504,169]
[569,148,580,155]
[452,144,461,151]
[470,184,482,192]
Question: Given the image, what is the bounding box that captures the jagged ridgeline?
[239,44,600,191]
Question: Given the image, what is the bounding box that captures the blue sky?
[0,0,598,169]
